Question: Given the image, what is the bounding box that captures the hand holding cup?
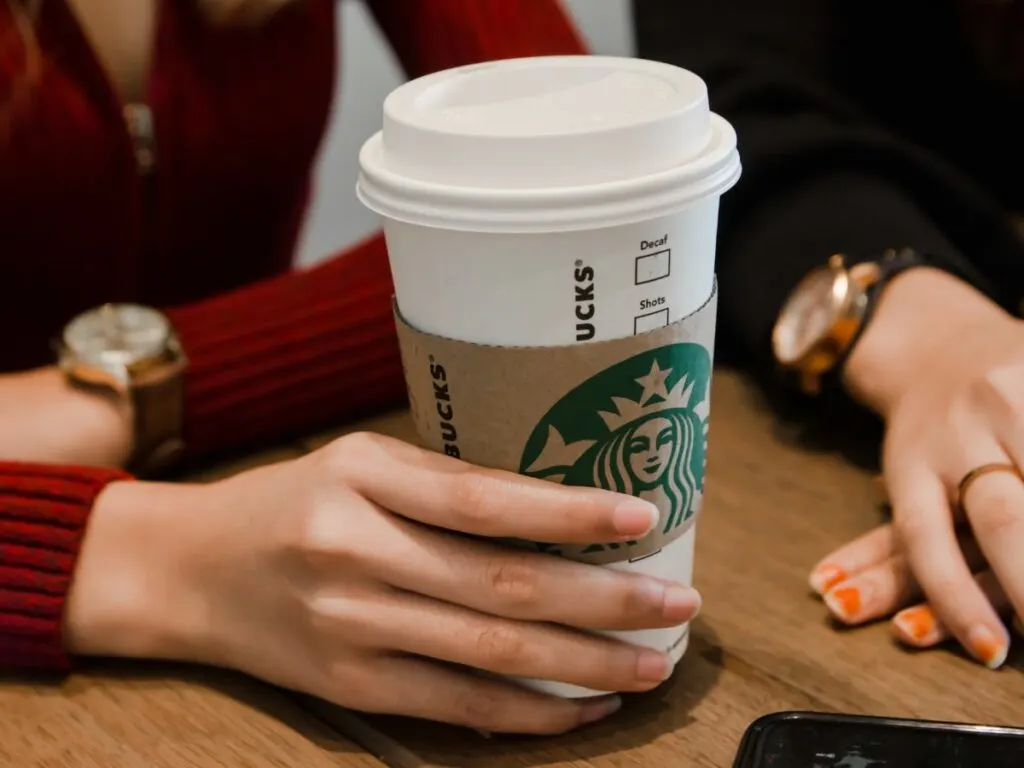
[67,432,701,734]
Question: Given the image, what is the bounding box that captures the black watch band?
[823,247,929,392]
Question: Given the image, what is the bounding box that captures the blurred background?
[294,0,635,267]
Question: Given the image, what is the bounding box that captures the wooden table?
[293,370,1024,767]
[6,369,1024,767]
[0,666,383,767]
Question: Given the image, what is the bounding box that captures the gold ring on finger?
[956,463,1024,515]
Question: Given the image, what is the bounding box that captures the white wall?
[295,0,635,267]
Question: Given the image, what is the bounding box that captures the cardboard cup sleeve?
[394,280,718,566]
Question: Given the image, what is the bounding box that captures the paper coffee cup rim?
[357,113,741,234]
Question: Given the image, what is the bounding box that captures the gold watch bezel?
[772,254,882,394]
[57,303,188,475]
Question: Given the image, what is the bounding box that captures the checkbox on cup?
[636,249,671,285]
[635,308,670,334]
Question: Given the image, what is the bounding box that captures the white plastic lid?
[357,56,741,233]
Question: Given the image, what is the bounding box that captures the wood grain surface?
[0,665,383,767]
[295,370,1024,767]
[7,368,1024,767]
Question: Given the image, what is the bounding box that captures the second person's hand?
[811,267,1024,667]
[63,432,701,734]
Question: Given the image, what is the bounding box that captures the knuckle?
[317,431,384,479]
[278,497,323,555]
[293,504,360,564]
[451,687,503,728]
[296,506,339,553]
[975,365,1021,412]
[621,580,658,620]
[447,472,502,528]
[893,507,932,545]
[484,554,542,609]
[303,589,368,636]
[301,589,335,632]
[474,623,527,669]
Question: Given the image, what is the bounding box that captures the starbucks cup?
[357,56,740,697]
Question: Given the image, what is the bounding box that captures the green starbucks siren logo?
[519,343,711,559]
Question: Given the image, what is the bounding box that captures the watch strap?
[822,247,928,391]
[128,362,186,476]
[58,305,188,477]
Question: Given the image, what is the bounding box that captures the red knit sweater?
[0,0,586,671]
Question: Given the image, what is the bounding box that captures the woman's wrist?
[842,267,1014,417]
[55,370,134,468]
[0,367,132,467]
[63,479,215,662]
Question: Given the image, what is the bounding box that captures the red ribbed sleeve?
[165,234,404,458]
[163,1,588,459]
[0,1,592,672]
[366,0,589,77]
[0,463,131,671]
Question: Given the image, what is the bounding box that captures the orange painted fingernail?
[824,585,862,622]
[967,625,1008,670]
[809,564,847,595]
[892,606,943,645]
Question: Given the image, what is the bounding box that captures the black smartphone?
[733,711,1024,767]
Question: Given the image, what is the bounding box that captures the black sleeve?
[633,0,1022,370]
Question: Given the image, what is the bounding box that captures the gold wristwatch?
[772,249,925,395]
[58,303,188,476]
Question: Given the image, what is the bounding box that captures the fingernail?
[967,625,1008,669]
[823,584,864,622]
[636,649,672,683]
[663,585,701,623]
[578,694,622,725]
[1013,615,1024,638]
[809,564,847,595]
[892,606,943,646]
[613,499,659,537]
[637,580,700,622]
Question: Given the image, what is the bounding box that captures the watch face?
[773,268,844,364]
[64,304,171,369]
